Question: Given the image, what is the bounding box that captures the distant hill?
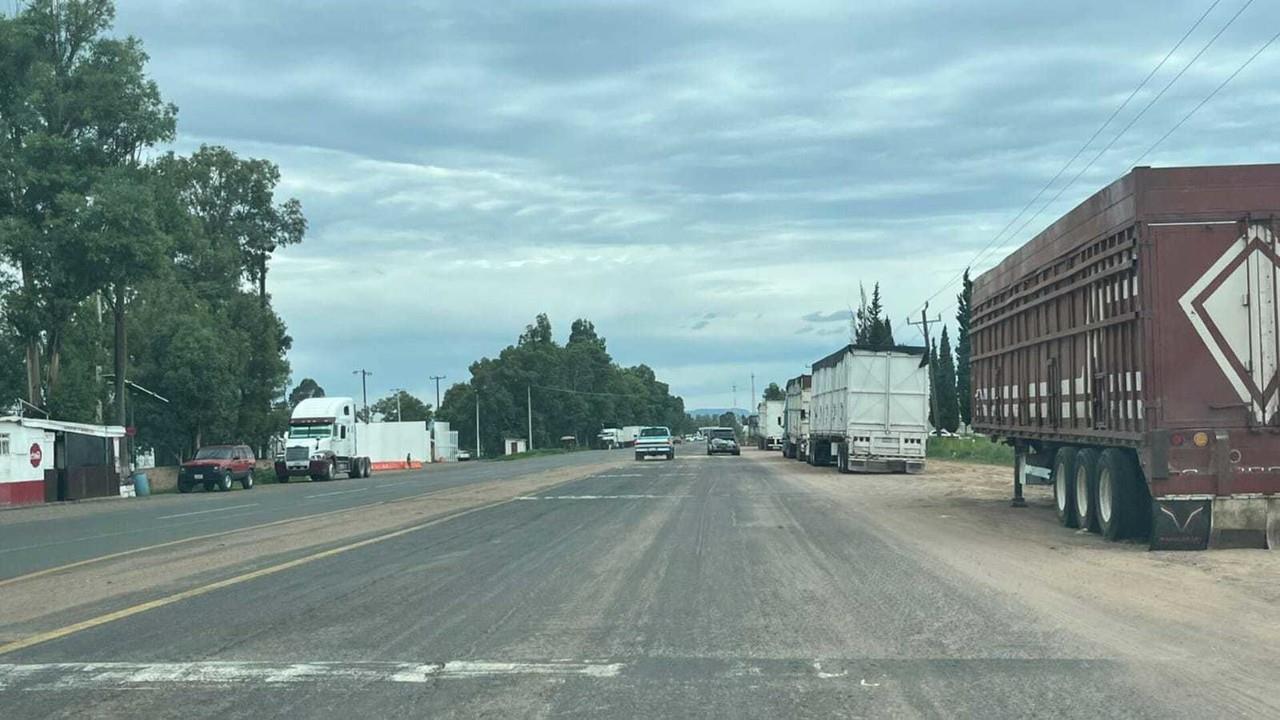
[689,408,751,418]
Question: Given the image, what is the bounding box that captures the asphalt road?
[0,450,620,581]
[0,446,1209,718]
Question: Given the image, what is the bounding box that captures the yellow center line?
[0,497,518,657]
[0,476,517,590]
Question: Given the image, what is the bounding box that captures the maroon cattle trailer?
[972,164,1280,550]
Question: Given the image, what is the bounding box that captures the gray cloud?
[112,1,1280,408]
[801,310,851,323]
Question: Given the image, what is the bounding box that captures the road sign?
[29,443,42,468]
[126,426,137,437]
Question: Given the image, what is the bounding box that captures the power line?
[1132,26,1280,166]
[530,384,646,398]
[908,0,1231,317]
[987,0,1257,264]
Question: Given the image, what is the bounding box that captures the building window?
[0,433,9,455]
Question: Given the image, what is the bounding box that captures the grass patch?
[253,466,282,485]
[926,436,1014,466]
[490,448,579,462]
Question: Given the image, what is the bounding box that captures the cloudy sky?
[112,0,1280,411]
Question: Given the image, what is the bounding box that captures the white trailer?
[755,400,784,450]
[783,374,811,460]
[618,426,643,447]
[808,345,929,473]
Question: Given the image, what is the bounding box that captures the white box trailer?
[809,345,929,473]
[783,374,811,460]
[755,400,784,450]
[619,426,643,447]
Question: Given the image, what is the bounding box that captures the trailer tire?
[836,444,849,474]
[1074,447,1101,533]
[1053,447,1078,528]
[1097,448,1135,540]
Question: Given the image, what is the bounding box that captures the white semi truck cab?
[275,397,372,482]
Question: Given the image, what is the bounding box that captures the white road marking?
[593,474,646,478]
[373,481,413,489]
[305,487,372,499]
[515,495,692,501]
[157,503,258,520]
[0,661,625,689]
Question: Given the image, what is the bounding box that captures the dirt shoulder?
[0,458,625,643]
[747,449,1280,716]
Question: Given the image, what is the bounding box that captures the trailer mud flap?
[1209,496,1280,550]
[1150,499,1211,551]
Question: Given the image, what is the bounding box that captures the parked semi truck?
[783,374,812,460]
[756,400,784,450]
[972,163,1280,550]
[275,397,372,482]
[808,345,929,473]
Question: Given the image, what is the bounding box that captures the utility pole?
[352,369,372,421]
[750,373,756,410]
[429,375,447,411]
[527,385,533,450]
[732,383,737,412]
[908,303,943,436]
[475,389,481,458]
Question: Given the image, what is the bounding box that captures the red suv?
[178,444,256,493]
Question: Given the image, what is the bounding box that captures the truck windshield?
[289,425,333,439]
[640,427,669,437]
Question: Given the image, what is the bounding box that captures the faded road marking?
[518,494,692,500]
[0,660,625,689]
[305,487,371,499]
[157,503,258,520]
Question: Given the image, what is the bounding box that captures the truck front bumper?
[275,460,329,477]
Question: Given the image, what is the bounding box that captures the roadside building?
[0,416,127,507]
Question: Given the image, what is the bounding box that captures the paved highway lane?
[0,449,1211,719]
[0,450,630,581]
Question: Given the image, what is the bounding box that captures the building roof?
[811,343,928,372]
[0,416,127,438]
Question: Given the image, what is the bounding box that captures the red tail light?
[1170,433,1185,447]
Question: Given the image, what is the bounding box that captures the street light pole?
[390,387,406,422]
[527,385,533,451]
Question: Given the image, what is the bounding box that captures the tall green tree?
[762,382,785,401]
[0,0,175,408]
[956,268,973,428]
[855,283,895,349]
[369,390,432,423]
[289,378,325,407]
[936,326,959,432]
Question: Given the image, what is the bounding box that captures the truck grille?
[285,446,309,462]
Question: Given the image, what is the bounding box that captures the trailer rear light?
[1171,433,1185,447]
[1193,431,1210,448]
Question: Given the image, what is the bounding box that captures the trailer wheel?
[1053,447,1077,528]
[1097,448,1135,540]
[836,444,848,474]
[1074,448,1100,533]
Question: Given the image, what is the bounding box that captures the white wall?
[360,422,431,464]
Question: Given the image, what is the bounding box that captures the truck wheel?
[178,482,191,494]
[1097,448,1133,540]
[277,475,290,483]
[241,473,254,490]
[836,444,848,474]
[218,472,234,492]
[349,459,362,479]
[1074,448,1100,533]
[635,453,643,462]
[1053,447,1077,528]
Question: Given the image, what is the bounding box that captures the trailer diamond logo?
[1179,223,1280,416]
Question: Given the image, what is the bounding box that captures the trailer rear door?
[1154,220,1280,427]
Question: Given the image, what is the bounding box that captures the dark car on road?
[179,444,257,493]
[706,428,740,456]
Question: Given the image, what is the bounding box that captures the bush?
[252,465,281,485]
[926,436,1014,466]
